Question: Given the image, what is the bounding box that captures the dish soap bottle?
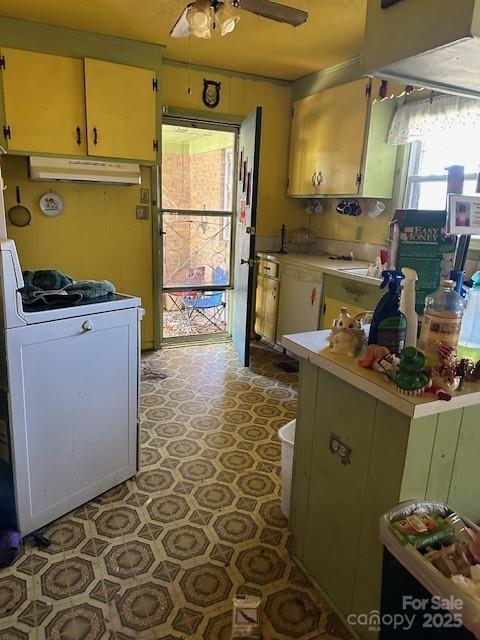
[368,270,407,354]
[458,271,480,361]
[418,279,465,365]
[400,267,419,348]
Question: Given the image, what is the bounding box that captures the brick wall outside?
[190,149,226,211]
[162,148,231,294]
[162,153,190,209]
[162,148,227,211]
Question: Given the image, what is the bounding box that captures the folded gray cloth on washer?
[66,279,116,299]
[21,269,116,306]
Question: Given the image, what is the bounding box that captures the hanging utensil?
[8,186,31,227]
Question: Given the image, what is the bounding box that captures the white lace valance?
[387,94,480,145]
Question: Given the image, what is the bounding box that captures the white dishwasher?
[276,264,324,343]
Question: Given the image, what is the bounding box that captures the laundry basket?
[379,501,480,638]
[278,419,295,519]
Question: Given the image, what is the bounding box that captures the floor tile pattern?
[0,342,352,639]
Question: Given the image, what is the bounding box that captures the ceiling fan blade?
[234,0,308,26]
[170,4,192,38]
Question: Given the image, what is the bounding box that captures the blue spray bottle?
[368,270,407,354]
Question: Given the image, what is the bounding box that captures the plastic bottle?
[418,279,466,364]
[458,271,480,361]
[400,267,419,348]
[368,270,407,354]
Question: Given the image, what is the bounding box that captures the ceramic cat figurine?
[329,307,367,357]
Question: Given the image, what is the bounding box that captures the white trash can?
[278,419,296,519]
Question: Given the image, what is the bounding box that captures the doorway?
[160,120,237,342]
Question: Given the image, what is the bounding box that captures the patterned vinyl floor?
[0,341,352,640]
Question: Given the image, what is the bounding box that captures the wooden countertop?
[282,330,480,418]
[256,251,382,286]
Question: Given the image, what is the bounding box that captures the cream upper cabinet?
[84,59,157,161]
[0,48,87,155]
[288,79,398,198]
[0,49,157,161]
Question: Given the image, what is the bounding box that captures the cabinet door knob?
[312,171,317,186]
[317,171,323,185]
[82,320,93,332]
[93,127,98,145]
[76,126,82,145]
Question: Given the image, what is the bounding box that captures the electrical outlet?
[136,206,150,220]
[355,225,364,241]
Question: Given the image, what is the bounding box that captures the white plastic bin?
[278,419,296,519]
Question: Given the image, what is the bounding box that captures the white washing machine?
[0,237,143,536]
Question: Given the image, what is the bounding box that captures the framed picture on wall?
[448,194,480,236]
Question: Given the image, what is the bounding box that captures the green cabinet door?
[290,361,318,562]
[303,368,377,614]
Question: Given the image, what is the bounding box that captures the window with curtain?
[388,94,480,210]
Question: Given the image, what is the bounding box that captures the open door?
[232,107,262,366]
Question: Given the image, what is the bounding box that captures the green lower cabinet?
[291,363,480,640]
[447,406,480,517]
[289,360,318,562]
[303,370,376,616]
[351,403,410,635]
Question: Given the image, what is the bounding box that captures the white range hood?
[29,156,141,185]
[363,0,480,99]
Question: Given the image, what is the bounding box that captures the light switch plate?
[136,206,150,220]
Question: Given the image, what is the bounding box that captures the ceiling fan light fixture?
[187,0,214,38]
[216,1,240,36]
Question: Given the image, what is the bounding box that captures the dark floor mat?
[275,361,299,373]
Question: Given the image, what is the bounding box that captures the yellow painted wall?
[162,63,305,237]
[1,156,154,347]
[307,198,392,246]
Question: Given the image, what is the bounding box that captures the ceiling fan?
[170,0,308,39]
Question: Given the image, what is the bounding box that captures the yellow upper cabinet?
[84,58,157,161]
[1,48,87,155]
[288,79,398,198]
[287,100,305,196]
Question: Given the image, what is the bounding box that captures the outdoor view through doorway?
[161,121,236,340]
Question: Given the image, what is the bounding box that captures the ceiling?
[0,0,366,81]
[162,125,233,145]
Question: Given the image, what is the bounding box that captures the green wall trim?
[162,58,289,87]
[292,56,363,101]
[0,16,164,69]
